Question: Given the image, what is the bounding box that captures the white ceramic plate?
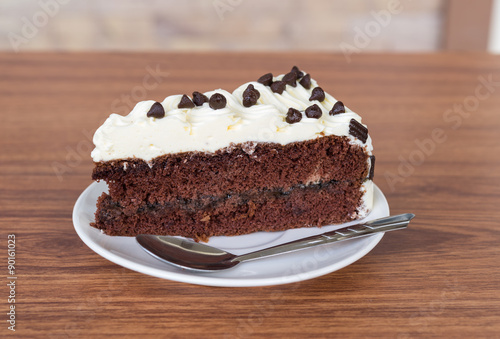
[73,181,389,287]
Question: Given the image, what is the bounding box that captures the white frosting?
[91,73,373,162]
[357,180,374,218]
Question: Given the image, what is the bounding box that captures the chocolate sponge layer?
[91,135,370,239]
[92,179,364,240]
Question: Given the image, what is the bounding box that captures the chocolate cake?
[91,66,375,241]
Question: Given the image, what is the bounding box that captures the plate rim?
[73,182,389,287]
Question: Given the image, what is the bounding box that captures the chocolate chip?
[291,66,304,79]
[270,81,286,94]
[309,87,325,102]
[299,74,311,89]
[192,91,209,106]
[146,102,165,118]
[209,93,227,110]
[242,84,260,107]
[178,94,195,109]
[349,119,368,143]
[257,73,273,86]
[282,71,297,87]
[329,101,345,115]
[286,108,302,124]
[368,155,375,180]
[305,104,322,119]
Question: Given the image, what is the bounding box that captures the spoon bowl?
[137,235,239,270]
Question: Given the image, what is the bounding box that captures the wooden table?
[1,52,499,338]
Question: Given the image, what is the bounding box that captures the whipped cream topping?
[91,72,373,162]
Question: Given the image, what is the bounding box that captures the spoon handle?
[234,213,415,263]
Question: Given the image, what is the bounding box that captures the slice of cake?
[91,66,375,241]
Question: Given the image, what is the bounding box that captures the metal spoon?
[136,213,415,271]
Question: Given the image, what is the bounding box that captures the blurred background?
[0,0,498,53]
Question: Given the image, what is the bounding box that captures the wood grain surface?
[1,52,499,338]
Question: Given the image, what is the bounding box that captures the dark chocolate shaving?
[242,84,260,107]
[305,104,322,119]
[309,87,325,102]
[257,73,273,86]
[282,71,297,87]
[178,94,195,109]
[349,119,368,143]
[146,102,165,118]
[209,93,227,110]
[368,155,375,180]
[270,81,286,94]
[329,101,345,115]
[286,108,302,124]
[291,66,304,79]
[192,91,209,106]
[299,74,311,89]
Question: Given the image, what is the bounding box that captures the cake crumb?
[195,234,210,243]
[241,141,257,155]
[248,201,256,218]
